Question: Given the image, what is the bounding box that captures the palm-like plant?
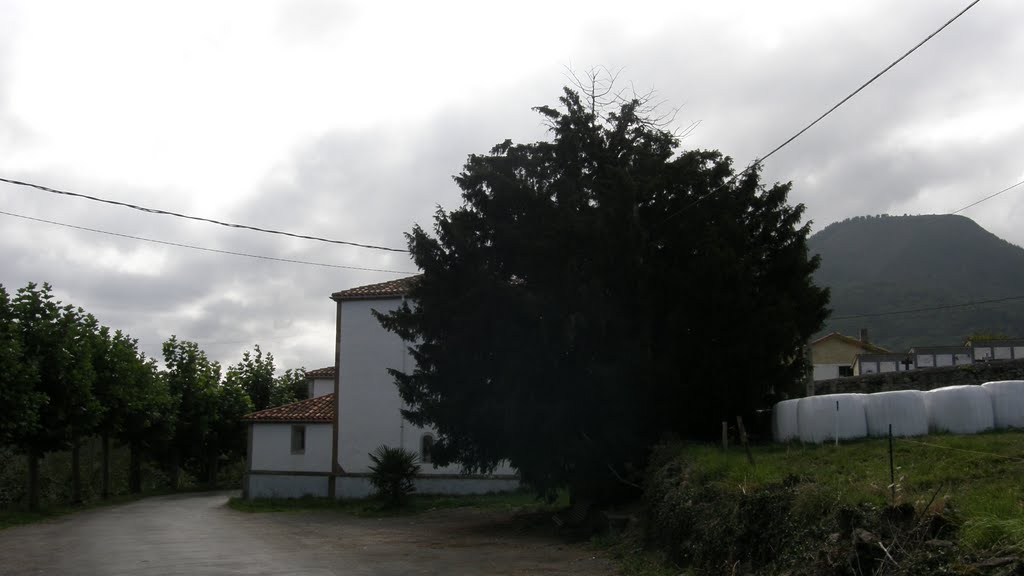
[367,445,421,506]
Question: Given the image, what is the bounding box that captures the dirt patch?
[0,492,617,575]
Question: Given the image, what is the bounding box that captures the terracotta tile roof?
[243,393,334,423]
[331,275,420,301]
[810,332,889,354]
[305,366,335,379]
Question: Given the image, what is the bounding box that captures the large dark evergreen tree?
[377,87,829,500]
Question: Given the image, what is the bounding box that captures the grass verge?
[228,488,566,518]
[643,430,1024,574]
[1,485,238,531]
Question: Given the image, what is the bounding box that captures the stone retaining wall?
[812,358,1024,395]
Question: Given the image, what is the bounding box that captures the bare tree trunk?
[101,433,110,499]
[129,441,142,494]
[28,447,41,511]
[71,438,83,504]
[207,448,219,489]
[168,450,180,491]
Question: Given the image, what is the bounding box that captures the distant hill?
[808,214,1024,352]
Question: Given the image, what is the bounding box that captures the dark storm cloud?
[4,0,1023,373]
[565,1,1024,242]
[1,77,556,371]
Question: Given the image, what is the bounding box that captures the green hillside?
[808,214,1024,351]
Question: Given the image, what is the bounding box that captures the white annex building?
[244,276,519,499]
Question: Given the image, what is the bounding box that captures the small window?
[838,365,853,377]
[420,434,434,464]
[291,425,306,454]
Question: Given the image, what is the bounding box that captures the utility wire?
[0,210,417,275]
[831,295,1024,321]
[664,0,983,221]
[0,176,408,253]
[950,178,1024,215]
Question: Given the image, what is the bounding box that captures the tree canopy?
[377,87,829,499]
[1,280,306,508]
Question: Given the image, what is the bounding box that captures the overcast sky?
[1,0,1022,372]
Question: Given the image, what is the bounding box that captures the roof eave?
[243,418,333,424]
[330,292,406,302]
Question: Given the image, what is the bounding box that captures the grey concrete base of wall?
[334,475,521,499]
[812,358,1024,396]
[246,474,330,499]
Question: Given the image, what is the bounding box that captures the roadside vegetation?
[227,488,568,518]
[639,431,1024,574]
[0,281,308,523]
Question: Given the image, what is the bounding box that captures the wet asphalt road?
[0,492,615,575]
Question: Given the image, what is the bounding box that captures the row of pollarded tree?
[0,281,307,510]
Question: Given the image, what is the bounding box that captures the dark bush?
[367,445,420,507]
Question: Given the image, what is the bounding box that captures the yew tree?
[377,88,829,500]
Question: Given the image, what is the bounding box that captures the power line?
[664,0,983,220]
[950,178,1024,215]
[830,294,1024,321]
[0,210,417,275]
[0,176,408,253]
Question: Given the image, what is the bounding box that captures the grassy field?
[676,430,1024,551]
[641,431,1024,574]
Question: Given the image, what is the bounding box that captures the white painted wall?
[813,364,841,381]
[250,423,332,472]
[995,346,1012,360]
[248,474,329,498]
[337,297,514,477]
[310,377,333,398]
[1015,347,1024,359]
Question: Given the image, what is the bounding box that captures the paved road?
[0,492,616,575]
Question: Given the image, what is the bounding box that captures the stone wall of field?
[811,358,1024,395]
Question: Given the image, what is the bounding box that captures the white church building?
[243,276,519,499]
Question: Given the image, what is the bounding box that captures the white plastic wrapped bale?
[862,390,928,437]
[796,394,867,443]
[981,380,1024,429]
[924,386,994,434]
[772,399,800,442]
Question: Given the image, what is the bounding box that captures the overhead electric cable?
[950,178,1024,215]
[830,294,1024,321]
[0,210,417,275]
[0,176,408,253]
[664,0,983,220]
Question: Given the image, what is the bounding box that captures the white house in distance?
[809,330,888,381]
[853,352,914,375]
[908,346,972,369]
[966,338,1024,362]
[244,276,518,499]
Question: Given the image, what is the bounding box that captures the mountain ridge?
[808,214,1024,351]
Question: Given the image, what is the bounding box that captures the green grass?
[0,485,238,531]
[1,492,155,530]
[670,430,1024,553]
[228,488,567,518]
